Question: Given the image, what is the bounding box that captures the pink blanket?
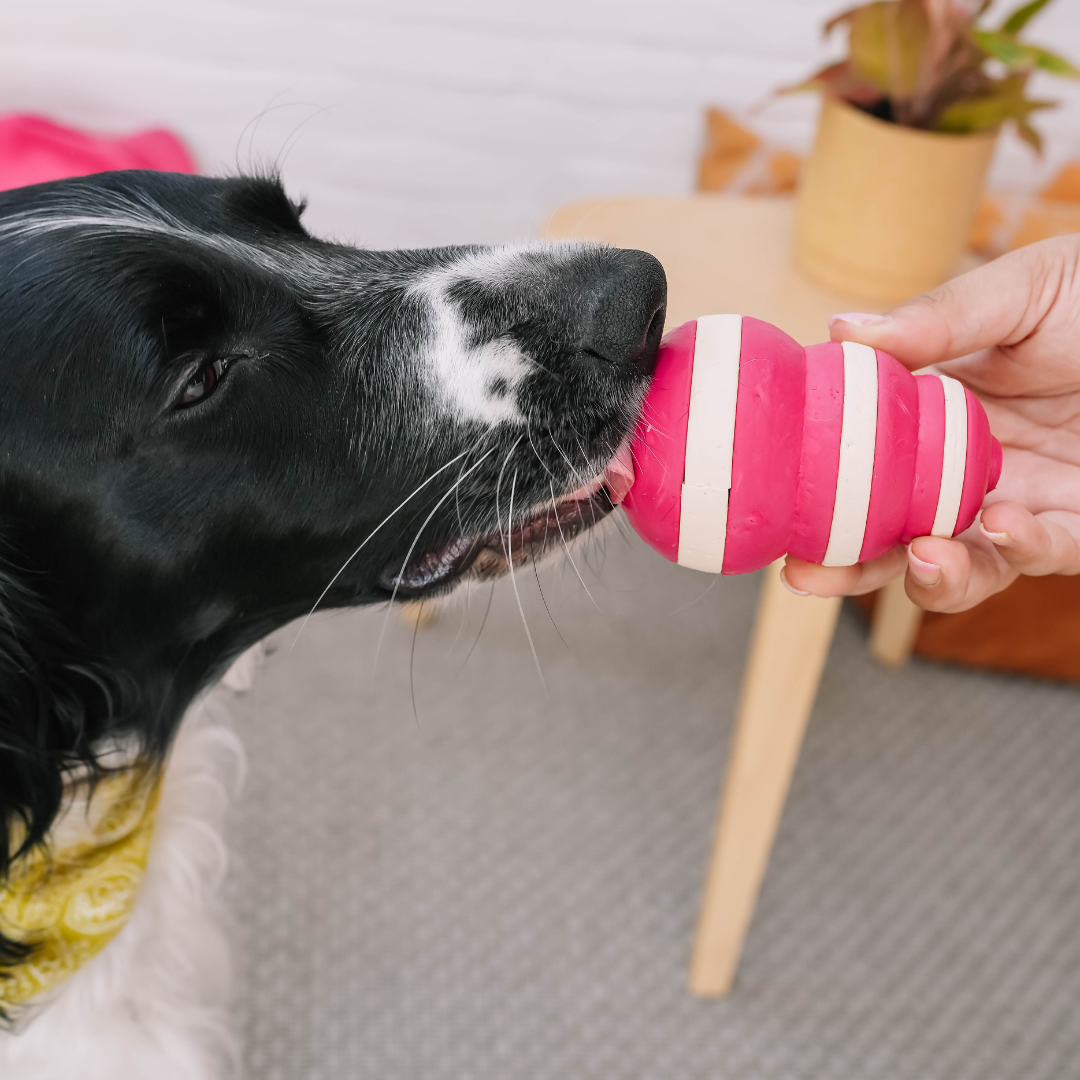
[0,114,195,190]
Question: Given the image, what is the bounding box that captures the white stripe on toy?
[678,314,742,573]
[931,374,968,538]
[823,342,879,567]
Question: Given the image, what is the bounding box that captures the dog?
[0,169,666,1078]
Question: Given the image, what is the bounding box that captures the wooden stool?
[546,196,928,996]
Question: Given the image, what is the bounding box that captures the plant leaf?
[973,28,1029,67]
[936,78,1056,133]
[972,29,1080,77]
[1015,115,1044,152]
[824,4,865,36]
[1027,45,1080,77]
[848,0,930,100]
[776,60,884,104]
[1000,0,1053,35]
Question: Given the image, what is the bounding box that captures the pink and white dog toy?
[618,315,1002,575]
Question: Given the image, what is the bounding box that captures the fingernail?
[979,523,1011,546]
[779,568,810,596]
[907,549,941,587]
[828,312,888,329]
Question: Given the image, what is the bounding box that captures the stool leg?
[869,575,922,667]
[689,561,842,997]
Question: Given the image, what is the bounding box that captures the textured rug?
[225,526,1080,1080]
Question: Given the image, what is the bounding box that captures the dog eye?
[178,359,227,408]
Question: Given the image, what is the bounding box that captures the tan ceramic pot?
[794,96,997,304]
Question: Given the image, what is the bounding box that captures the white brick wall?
[1,0,1078,248]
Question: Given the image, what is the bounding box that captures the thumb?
[826,235,1080,369]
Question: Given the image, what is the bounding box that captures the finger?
[979,500,1080,577]
[782,546,907,598]
[827,234,1080,368]
[905,534,1018,613]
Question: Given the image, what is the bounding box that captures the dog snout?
[581,249,667,377]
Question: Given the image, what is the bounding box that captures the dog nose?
[583,249,667,377]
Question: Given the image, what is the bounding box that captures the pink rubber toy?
[620,315,1002,575]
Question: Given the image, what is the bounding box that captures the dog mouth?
[377,440,636,598]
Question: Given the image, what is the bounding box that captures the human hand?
[783,234,1080,613]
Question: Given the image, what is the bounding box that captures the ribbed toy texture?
[621,316,1002,575]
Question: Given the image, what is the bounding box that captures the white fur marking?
[408,245,587,427]
[423,287,531,425]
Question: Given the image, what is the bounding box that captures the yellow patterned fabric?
[0,767,161,1007]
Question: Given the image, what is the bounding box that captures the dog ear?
[0,552,136,884]
[0,548,140,997]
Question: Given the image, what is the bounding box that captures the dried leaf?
[1000,0,1054,35]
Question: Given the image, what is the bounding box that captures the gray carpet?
[225,526,1080,1080]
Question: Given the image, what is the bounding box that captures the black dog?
[0,169,665,1049]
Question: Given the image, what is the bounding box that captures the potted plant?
[790,0,1078,302]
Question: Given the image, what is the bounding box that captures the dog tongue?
[602,438,635,505]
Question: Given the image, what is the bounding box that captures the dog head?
[0,171,665,867]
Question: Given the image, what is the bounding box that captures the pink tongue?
[603,439,636,505]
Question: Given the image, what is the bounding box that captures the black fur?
[0,170,666,986]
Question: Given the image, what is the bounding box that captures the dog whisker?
[532,559,567,650]
[526,429,569,644]
[611,508,636,546]
[549,433,594,496]
[505,469,545,691]
[290,446,475,652]
[571,435,604,533]
[372,443,500,674]
[447,577,471,658]
[526,422,557,481]
[409,600,423,732]
[668,572,721,615]
[549,477,600,612]
[459,580,496,672]
[451,424,498,539]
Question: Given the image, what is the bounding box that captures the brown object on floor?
[855,574,1080,682]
